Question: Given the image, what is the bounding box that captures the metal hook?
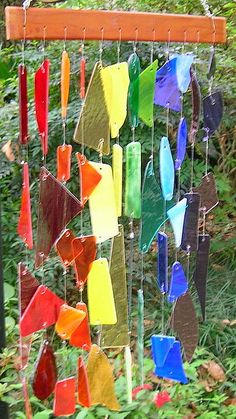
[117,28,122,63]
[166,29,171,61]
[133,28,138,52]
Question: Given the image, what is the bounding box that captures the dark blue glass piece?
[151,335,175,368]
[175,117,187,170]
[175,54,194,93]
[154,58,181,112]
[157,232,168,294]
[168,262,188,303]
[203,91,223,140]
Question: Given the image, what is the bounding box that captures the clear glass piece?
[70,302,91,350]
[76,152,102,206]
[73,235,97,290]
[32,339,57,400]
[57,144,72,183]
[157,232,168,294]
[175,117,187,170]
[167,198,187,248]
[124,142,141,219]
[17,163,33,249]
[189,66,201,143]
[138,60,158,127]
[53,377,76,417]
[203,91,223,140]
[77,356,91,408]
[193,172,218,213]
[55,304,86,340]
[61,50,70,120]
[112,144,123,217]
[154,58,181,112]
[18,64,29,145]
[175,54,194,93]
[34,59,50,155]
[193,235,210,320]
[207,46,216,80]
[167,262,188,303]
[160,137,175,201]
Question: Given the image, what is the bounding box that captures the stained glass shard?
[19,335,32,370]
[53,377,76,416]
[124,346,132,404]
[175,54,194,93]
[80,57,86,99]
[55,229,82,267]
[22,376,32,419]
[70,302,91,350]
[181,193,200,251]
[154,58,181,112]
[137,289,144,385]
[18,263,39,315]
[61,50,70,120]
[57,144,72,183]
[35,59,50,155]
[18,64,29,145]
[157,232,168,294]
[87,344,120,411]
[32,340,57,400]
[175,117,187,170]
[159,137,175,201]
[55,304,86,340]
[128,52,140,128]
[35,167,83,268]
[192,235,210,320]
[189,67,201,143]
[203,91,223,140]
[77,356,91,408]
[207,47,216,80]
[193,172,218,213]
[167,262,188,303]
[73,235,97,290]
[137,60,158,127]
[167,198,187,248]
[76,152,102,205]
[17,163,33,250]
[112,144,123,217]
[151,335,175,368]
[124,142,141,219]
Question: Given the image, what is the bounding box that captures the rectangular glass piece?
[193,172,218,213]
[193,234,210,320]
[124,141,141,219]
[53,377,76,416]
[189,67,201,144]
[35,59,50,155]
[18,64,29,144]
[17,162,33,249]
[112,144,123,217]
[181,193,200,252]
[138,59,158,127]
[157,232,168,293]
[80,57,86,99]
[57,144,72,183]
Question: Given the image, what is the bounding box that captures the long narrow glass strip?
[193,235,210,320]
[159,137,174,201]
[124,142,141,219]
[35,59,50,155]
[157,232,168,293]
[137,289,144,385]
[61,50,70,120]
[112,144,123,217]
[17,163,33,249]
[18,64,29,145]
[181,192,200,251]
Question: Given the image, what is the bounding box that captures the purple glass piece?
[157,232,168,294]
[154,58,181,112]
[167,262,188,303]
[203,91,223,140]
[175,117,187,170]
[181,193,200,252]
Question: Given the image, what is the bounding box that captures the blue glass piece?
[159,137,175,201]
[175,117,187,170]
[175,54,194,93]
[167,198,187,248]
[168,262,188,303]
[157,232,168,293]
[154,58,181,112]
[151,335,175,368]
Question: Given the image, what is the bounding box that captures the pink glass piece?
[57,144,72,182]
[32,340,57,400]
[35,167,83,268]
[55,229,83,267]
[18,64,29,145]
[35,59,50,155]
[20,285,64,337]
[18,263,39,315]
[80,57,86,99]
[72,236,97,290]
[77,356,91,408]
[53,377,76,416]
[17,163,33,249]
[69,302,91,350]
[76,152,102,205]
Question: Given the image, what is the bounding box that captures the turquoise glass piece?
[167,198,187,248]
[128,53,140,128]
[151,335,175,368]
[175,117,187,170]
[159,137,174,201]
[124,142,141,219]
[168,262,188,303]
[157,232,168,293]
[175,54,194,93]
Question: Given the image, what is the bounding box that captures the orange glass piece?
[57,144,72,183]
[55,229,83,267]
[17,163,33,249]
[76,152,102,205]
[77,356,91,408]
[55,304,86,339]
[53,377,76,417]
[80,57,86,99]
[69,302,91,350]
[61,50,70,120]
[72,235,97,290]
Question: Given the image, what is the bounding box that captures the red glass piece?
[32,340,57,400]
[17,163,33,249]
[77,356,91,408]
[53,377,76,417]
[18,64,29,145]
[69,302,91,350]
[76,152,102,205]
[57,144,72,182]
[80,57,86,99]
[55,229,83,267]
[18,263,39,315]
[35,59,50,156]
[35,167,83,268]
[72,236,97,289]
[22,376,33,419]
[20,284,64,337]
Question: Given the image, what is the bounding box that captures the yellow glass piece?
[55,304,85,340]
[87,258,117,325]
[112,144,123,217]
[89,162,118,243]
[87,344,120,411]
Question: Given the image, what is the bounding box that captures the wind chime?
[5,3,226,417]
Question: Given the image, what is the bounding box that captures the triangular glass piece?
[73,62,110,155]
[87,344,120,411]
[207,46,216,80]
[169,291,199,362]
[151,335,175,368]
[157,232,168,293]
[57,144,72,183]
[18,263,39,315]
[189,66,201,143]
[18,64,29,145]
[154,58,181,112]
[124,141,141,219]
[203,91,223,140]
[17,163,33,249]
[61,50,70,120]
[168,262,188,303]
[20,285,64,337]
[160,137,175,201]
[35,59,50,155]
[175,54,194,93]
[55,304,86,340]
[193,172,218,213]
[193,235,210,320]
[76,153,102,205]
[32,340,57,400]
[55,229,83,267]
[175,117,187,170]
[167,198,187,248]
[35,167,83,268]
[53,377,76,417]
[181,193,200,252]
[112,144,123,217]
[128,52,140,128]
[70,302,91,350]
[72,235,97,290]
[77,356,91,408]
[137,59,158,127]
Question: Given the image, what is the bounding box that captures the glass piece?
[80,57,86,99]
[19,335,32,370]
[167,262,188,303]
[137,59,158,127]
[89,162,118,243]
[53,377,76,417]
[159,137,175,201]
[18,263,39,315]
[74,62,110,155]
[55,229,82,267]
[193,172,218,213]
[88,258,117,325]
[139,161,164,253]
[128,53,140,81]
[151,335,175,368]
[124,142,141,219]
[189,66,201,143]
[87,344,120,411]
[137,289,144,385]
[35,59,50,156]
[157,232,168,294]
[55,304,86,340]
[169,291,199,362]
[124,346,132,404]
[167,198,187,248]
[61,50,70,120]
[175,54,194,93]
[128,53,140,128]
[32,340,57,400]
[70,302,91,350]
[154,58,181,112]
[112,144,123,217]
[73,235,97,289]
[181,193,200,251]
[77,356,91,408]
[22,376,32,419]
[102,225,129,347]
[35,167,83,268]
[203,91,223,140]
[17,163,33,249]
[76,153,102,205]
[56,144,72,183]
[20,285,64,337]
[193,235,210,320]
[18,64,29,145]
[175,117,187,170]
[207,46,216,80]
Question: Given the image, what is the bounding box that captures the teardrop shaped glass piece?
[167,198,187,248]
[70,302,91,350]
[35,59,50,155]
[168,262,188,303]
[154,58,181,112]
[175,117,187,170]
[138,60,158,127]
[175,54,194,93]
[61,50,70,120]
[57,144,72,183]
[112,144,123,217]
[157,232,168,294]
[77,356,91,408]
[124,142,141,219]
[53,377,76,416]
[128,52,140,81]
[76,153,102,206]
[73,235,97,290]
[32,340,57,400]
[203,91,223,140]
[159,137,174,201]
[55,304,86,339]
[18,64,29,145]
[189,66,201,143]
[128,53,140,128]
[17,163,33,249]
[207,46,216,80]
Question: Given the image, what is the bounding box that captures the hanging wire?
[80,30,86,234]
[128,218,134,332]
[99,28,104,64]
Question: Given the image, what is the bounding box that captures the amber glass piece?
[77,356,91,408]
[70,302,91,350]
[57,144,72,183]
[76,152,102,205]
[17,163,33,249]
[32,340,57,400]
[55,304,86,339]
[189,66,201,143]
[35,59,50,155]
[20,285,64,337]
[87,345,120,411]
[124,142,141,219]
[73,235,97,289]
[18,64,29,145]
[55,229,82,267]
[61,50,70,120]
[53,377,76,417]
[193,234,210,320]
[18,263,39,315]
[193,172,218,213]
[112,144,123,217]
[80,57,86,99]
[35,167,83,268]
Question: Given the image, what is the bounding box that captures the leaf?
[33,410,53,419]
[5,316,15,331]
[4,283,15,302]
[201,361,226,382]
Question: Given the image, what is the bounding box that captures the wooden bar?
[5,7,226,44]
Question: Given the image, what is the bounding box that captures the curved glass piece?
[70,302,91,351]
[181,193,200,251]
[55,304,85,340]
[73,235,97,290]
[32,340,57,401]
[203,91,223,140]
[18,263,39,315]
[151,335,175,368]
[80,57,86,99]
[53,377,76,417]
[18,64,29,145]
[124,142,141,219]
[77,356,91,408]
[137,60,158,127]
[175,117,187,170]
[128,53,140,128]
[17,162,33,250]
[193,235,210,321]
[168,262,188,303]
[157,232,168,294]
[76,153,102,206]
[35,59,50,155]
[154,58,181,112]
[61,50,70,120]
[175,54,194,93]
[57,144,72,183]
[189,66,201,143]
[159,137,175,201]
[193,172,218,213]
[167,198,187,248]
[112,144,123,217]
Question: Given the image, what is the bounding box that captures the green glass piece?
[138,60,158,127]
[128,53,141,81]
[124,142,141,219]
[128,53,140,128]
[137,289,144,386]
